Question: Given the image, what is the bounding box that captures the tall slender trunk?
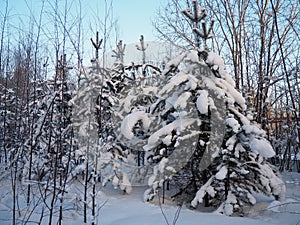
[0,0,8,75]
[84,159,89,223]
[48,50,59,225]
[271,0,300,144]
[48,142,59,225]
[11,151,17,225]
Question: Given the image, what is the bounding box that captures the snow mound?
[215,166,228,180]
[196,90,209,115]
[226,117,240,133]
[250,138,275,158]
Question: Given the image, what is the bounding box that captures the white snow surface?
[191,176,215,207]
[226,117,240,133]
[243,124,265,136]
[201,51,246,110]
[173,92,192,109]
[160,71,190,95]
[224,191,237,215]
[206,51,235,87]
[215,165,228,180]
[1,173,300,224]
[121,111,151,140]
[143,117,196,151]
[196,90,209,115]
[250,138,276,158]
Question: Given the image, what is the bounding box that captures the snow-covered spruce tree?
[100,38,164,191]
[117,48,285,215]
[70,58,129,222]
[112,76,161,187]
[71,62,104,223]
[93,61,133,194]
[146,50,285,215]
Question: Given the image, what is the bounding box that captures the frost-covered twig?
[172,205,182,225]
[266,201,300,214]
[158,190,182,225]
[158,190,170,225]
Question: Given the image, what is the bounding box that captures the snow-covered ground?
[0,172,299,225]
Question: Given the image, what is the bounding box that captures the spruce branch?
[182,0,215,50]
[112,40,126,63]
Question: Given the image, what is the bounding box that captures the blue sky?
[0,0,168,65]
[113,0,165,43]
[3,0,166,44]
